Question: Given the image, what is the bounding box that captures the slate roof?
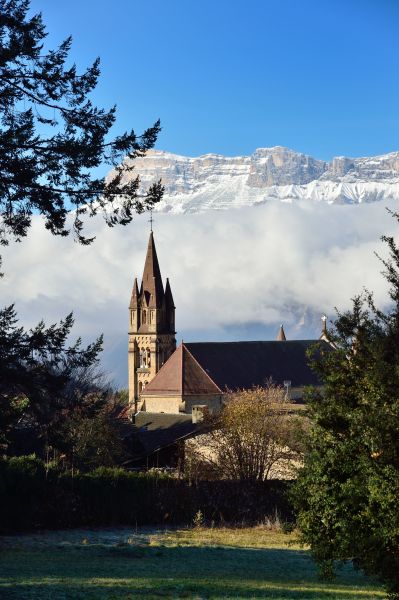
[141,343,222,396]
[185,340,330,389]
[132,412,199,456]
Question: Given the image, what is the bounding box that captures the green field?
[0,527,385,599]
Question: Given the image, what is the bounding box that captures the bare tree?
[187,385,304,482]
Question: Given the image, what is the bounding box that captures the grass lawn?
[0,526,385,599]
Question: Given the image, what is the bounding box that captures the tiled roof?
[142,343,222,396]
[185,340,329,389]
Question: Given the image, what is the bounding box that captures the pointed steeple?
[165,277,175,309]
[277,324,286,341]
[141,232,164,308]
[319,315,328,341]
[129,277,140,308]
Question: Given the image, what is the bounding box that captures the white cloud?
[1,200,396,385]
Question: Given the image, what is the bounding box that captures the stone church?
[128,231,330,419]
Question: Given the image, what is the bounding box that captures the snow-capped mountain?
[119,147,399,213]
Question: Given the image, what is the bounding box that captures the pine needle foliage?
[0,0,163,261]
[0,303,102,452]
[292,210,399,598]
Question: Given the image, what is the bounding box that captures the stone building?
[128,232,330,418]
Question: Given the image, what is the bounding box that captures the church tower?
[128,232,176,410]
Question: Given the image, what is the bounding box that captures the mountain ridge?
[116,147,399,213]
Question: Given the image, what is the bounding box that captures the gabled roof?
[185,340,330,389]
[142,343,222,396]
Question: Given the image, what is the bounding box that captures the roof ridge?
[186,339,320,345]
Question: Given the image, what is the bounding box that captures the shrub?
[0,456,293,532]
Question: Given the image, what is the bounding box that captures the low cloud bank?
[1,200,396,385]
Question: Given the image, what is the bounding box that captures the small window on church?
[138,382,143,393]
[142,310,147,324]
[147,348,151,367]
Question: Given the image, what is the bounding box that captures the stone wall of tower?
[128,233,176,410]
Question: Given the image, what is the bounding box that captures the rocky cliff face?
[117,147,399,213]
[247,147,327,187]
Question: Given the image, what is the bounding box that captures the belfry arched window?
[146,348,151,367]
[142,310,147,324]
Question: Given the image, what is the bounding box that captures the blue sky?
[31,0,399,161]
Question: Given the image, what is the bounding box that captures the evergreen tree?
[292,213,399,598]
[0,304,102,454]
[0,0,162,266]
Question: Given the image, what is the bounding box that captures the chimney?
[192,404,209,424]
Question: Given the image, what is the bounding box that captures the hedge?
[0,456,293,532]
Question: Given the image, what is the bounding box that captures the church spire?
[141,231,164,308]
[129,277,140,308]
[165,277,175,309]
[276,324,286,341]
[128,231,177,408]
[319,315,328,341]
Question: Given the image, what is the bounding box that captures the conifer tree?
[0,304,103,452]
[0,0,162,264]
[292,212,399,598]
